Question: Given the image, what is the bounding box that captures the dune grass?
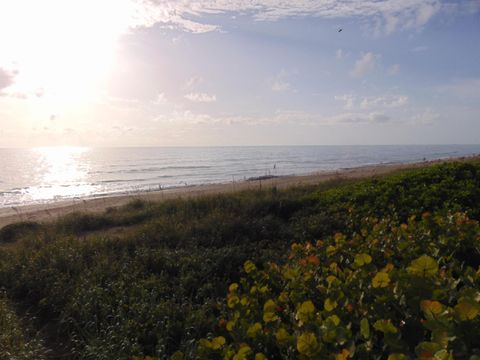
[0,160,479,358]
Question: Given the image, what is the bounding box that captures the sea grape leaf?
[354,253,372,267]
[297,332,319,357]
[360,318,370,339]
[372,272,390,288]
[373,319,398,334]
[407,255,438,277]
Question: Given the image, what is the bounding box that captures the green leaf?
[360,318,370,339]
[455,299,480,321]
[246,323,262,338]
[387,354,408,360]
[324,298,337,312]
[373,319,398,334]
[275,328,290,345]
[407,255,438,277]
[244,260,257,273]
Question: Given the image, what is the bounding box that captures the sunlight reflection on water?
[25,147,97,202]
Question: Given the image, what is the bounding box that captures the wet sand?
[1,155,478,229]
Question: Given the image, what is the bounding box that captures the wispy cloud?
[351,52,378,78]
[270,69,292,92]
[335,94,408,110]
[184,76,204,90]
[334,94,356,109]
[360,95,408,109]
[411,108,440,125]
[126,0,464,35]
[184,92,217,102]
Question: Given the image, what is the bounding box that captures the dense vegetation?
[0,160,479,359]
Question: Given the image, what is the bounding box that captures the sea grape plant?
[198,212,480,359]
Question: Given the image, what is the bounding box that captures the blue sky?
[0,0,479,146]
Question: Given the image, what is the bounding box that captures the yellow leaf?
[296,300,316,323]
[263,299,276,312]
[263,311,278,323]
[255,353,267,360]
[387,354,408,360]
[354,253,372,267]
[297,332,319,357]
[226,321,235,331]
[327,315,341,326]
[420,300,444,318]
[407,255,438,277]
[326,275,337,286]
[233,345,252,360]
[326,245,336,257]
[372,272,390,288]
[240,297,249,306]
[229,283,239,292]
[275,328,290,345]
[259,286,269,294]
[373,319,398,334]
[455,300,480,321]
[324,298,337,312]
[278,291,289,303]
[244,260,257,274]
[247,323,262,338]
[336,349,350,360]
[227,295,240,308]
[198,338,212,349]
[211,336,226,350]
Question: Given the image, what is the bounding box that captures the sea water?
[1,145,479,207]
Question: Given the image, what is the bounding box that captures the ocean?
[1,145,479,208]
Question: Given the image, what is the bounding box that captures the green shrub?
[199,212,480,359]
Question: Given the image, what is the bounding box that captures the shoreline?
[1,155,478,229]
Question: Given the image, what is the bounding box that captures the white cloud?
[184,92,217,102]
[124,0,462,36]
[270,69,292,92]
[334,94,356,109]
[184,76,204,90]
[153,92,167,104]
[411,108,440,125]
[335,94,408,110]
[388,64,400,75]
[330,112,391,124]
[360,95,408,109]
[351,52,378,78]
[271,80,291,92]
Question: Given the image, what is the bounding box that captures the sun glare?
[0,0,134,104]
[28,147,95,201]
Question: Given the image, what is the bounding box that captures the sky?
[0,0,479,147]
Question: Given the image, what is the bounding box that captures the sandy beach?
[0,155,478,229]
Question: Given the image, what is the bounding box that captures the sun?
[0,0,135,105]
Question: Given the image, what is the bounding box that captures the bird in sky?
[338,28,343,32]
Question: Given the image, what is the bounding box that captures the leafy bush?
[1,160,480,358]
[0,293,48,359]
[199,212,480,359]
